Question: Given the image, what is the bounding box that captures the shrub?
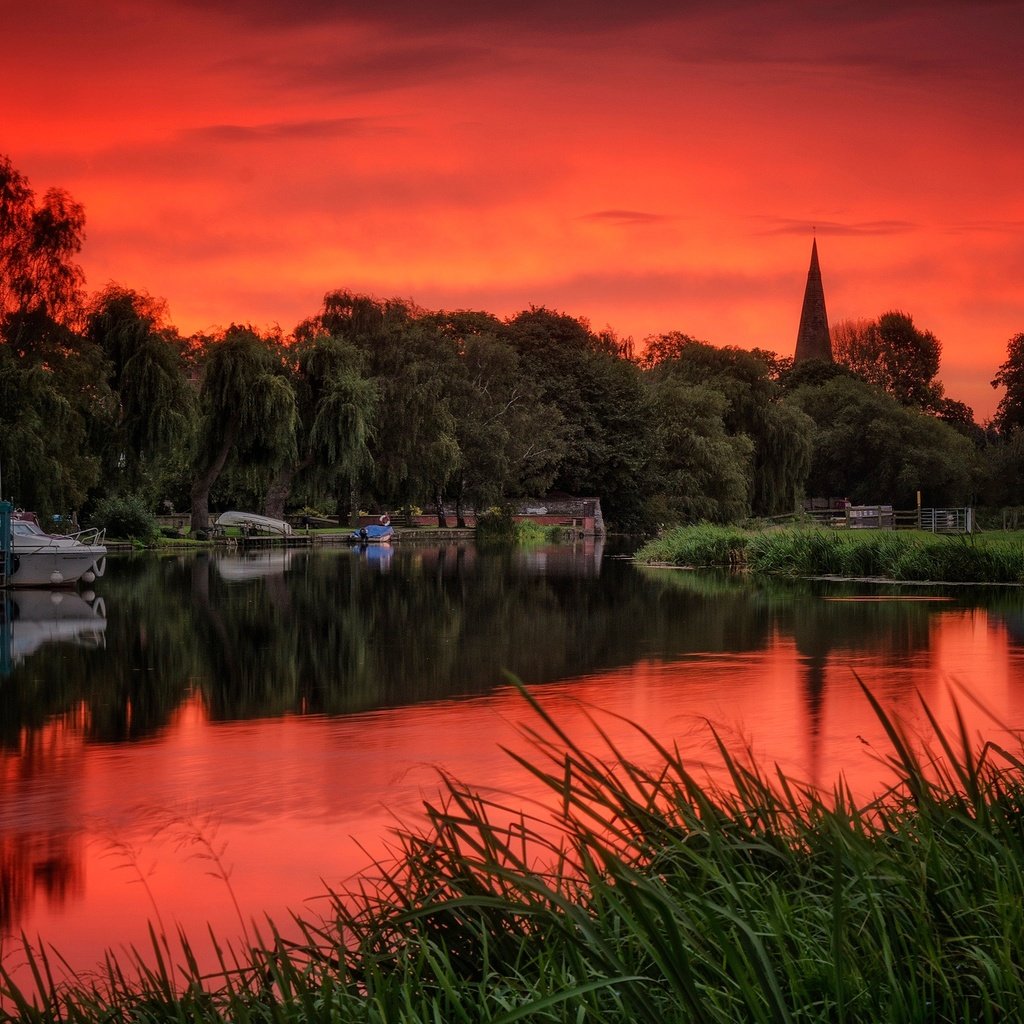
[475,505,517,543]
[91,494,159,543]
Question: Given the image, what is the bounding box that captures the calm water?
[2,540,1024,982]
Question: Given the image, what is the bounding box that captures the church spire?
[794,238,833,363]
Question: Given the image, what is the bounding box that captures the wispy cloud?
[580,210,674,226]
[184,117,404,143]
[757,218,917,237]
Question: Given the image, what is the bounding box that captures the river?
[2,539,1023,984]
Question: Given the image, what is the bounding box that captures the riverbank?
[636,524,1024,584]
[103,526,479,551]
[4,687,1024,1021]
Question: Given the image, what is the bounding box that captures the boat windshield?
[12,521,48,536]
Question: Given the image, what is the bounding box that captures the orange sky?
[7,0,1023,419]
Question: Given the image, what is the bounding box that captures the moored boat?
[349,523,394,544]
[214,511,294,536]
[6,513,107,588]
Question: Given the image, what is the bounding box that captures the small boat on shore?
[349,523,394,544]
[215,511,293,536]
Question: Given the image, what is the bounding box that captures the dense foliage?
[2,153,1022,529]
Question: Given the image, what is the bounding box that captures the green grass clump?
[6,686,1024,1022]
[638,526,1024,583]
[637,524,751,568]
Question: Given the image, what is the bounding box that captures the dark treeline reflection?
[2,544,1018,750]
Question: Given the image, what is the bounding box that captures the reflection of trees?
[0,722,85,930]
[2,553,992,743]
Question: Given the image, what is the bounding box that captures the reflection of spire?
[799,651,827,791]
[794,239,833,363]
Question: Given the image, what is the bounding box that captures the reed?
[638,525,1024,583]
[5,685,1024,1022]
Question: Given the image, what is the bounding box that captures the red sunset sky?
[6,0,1023,419]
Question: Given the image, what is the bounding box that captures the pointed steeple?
[794,238,833,363]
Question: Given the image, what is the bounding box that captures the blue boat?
[350,523,394,544]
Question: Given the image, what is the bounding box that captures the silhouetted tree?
[832,312,943,409]
[264,334,377,521]
[991,332,1024,436]
[0,154,86,347]
[506,307,652,528]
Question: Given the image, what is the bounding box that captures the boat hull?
[349,524,394,544]
[10,548,107,587]
[215,511,293,536]
[8,518,107,588]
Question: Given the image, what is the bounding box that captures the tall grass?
[638,525,1024,583]
[5,685,1024,1021]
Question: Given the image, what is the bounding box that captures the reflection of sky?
[3,603,1024,989]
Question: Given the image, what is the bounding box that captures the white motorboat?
[214,511,293,536]
[8,516,107,587]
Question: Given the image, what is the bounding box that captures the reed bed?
[5,685,1024,1022]
[638,525,1024,583]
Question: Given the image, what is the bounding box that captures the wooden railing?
[804,505,974,534]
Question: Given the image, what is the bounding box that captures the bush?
[91,494,160,543]
[475,505,517,543]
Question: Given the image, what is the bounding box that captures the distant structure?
[793,238,833,363]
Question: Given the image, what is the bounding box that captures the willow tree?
[263,334,378,522]
[189,326,297,533]
[87,285,197,494]
[645,379,752,523]
[0,345,100,515]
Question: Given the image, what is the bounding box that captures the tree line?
[2,153,1023,533]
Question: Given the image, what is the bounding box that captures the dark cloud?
[163,0,1024,47]
[166,0,710,33]
[581,210,674,226]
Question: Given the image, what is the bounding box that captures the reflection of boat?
[361,543,394,568]
[215,511,293,536]
[8,514,107,587]
[215,550,295,582]
[349,524,394,544]
[1,589,107,673]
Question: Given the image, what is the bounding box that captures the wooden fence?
[804,505,974,534]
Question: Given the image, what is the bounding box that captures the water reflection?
[1,546,1023,981]
[0,589,106,676]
